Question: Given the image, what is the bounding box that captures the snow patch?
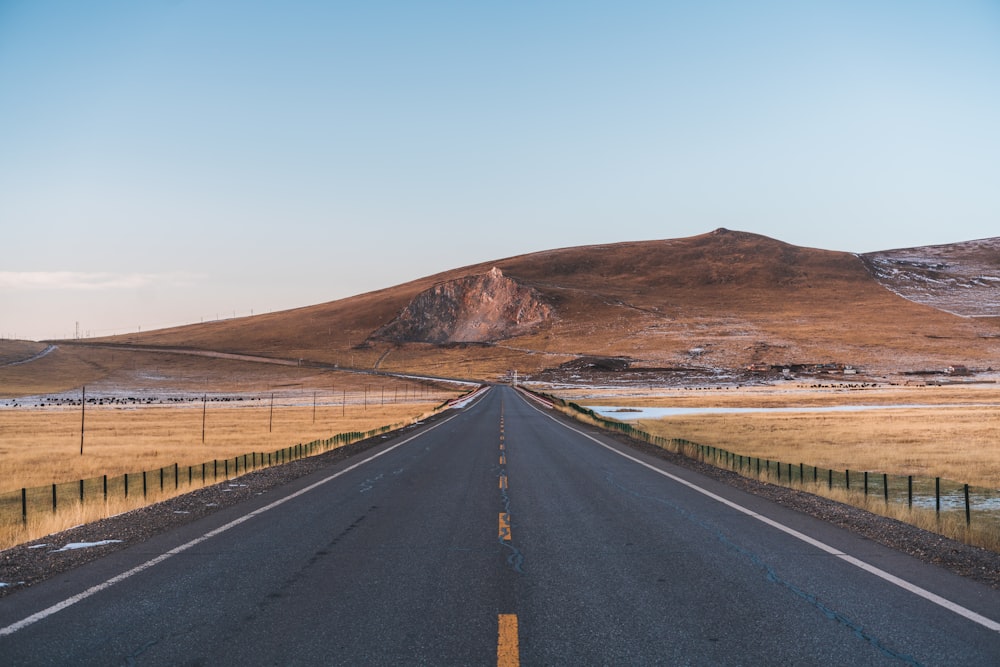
[51,540,122,552]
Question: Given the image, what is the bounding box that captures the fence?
[1,425,399,529]
[540,393,1000,540]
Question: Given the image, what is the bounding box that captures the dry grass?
[0,397,448,492]
[632,406,1000,488]
[549,384,1000,550]
[0,394,458,550]
[792,480,1000,552]
[560,383,1000,487]
[0,339,470,549]
[549,396,1000,551]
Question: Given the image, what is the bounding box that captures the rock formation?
[370,267,553,344]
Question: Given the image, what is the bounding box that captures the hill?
[57,228,997,384]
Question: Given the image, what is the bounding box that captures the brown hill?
[74,229,1000,382]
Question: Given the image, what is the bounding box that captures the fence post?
[125,473,129,498]
[965,484,971,526]
[935,477,941,517]
[846,470,850,491]
[52,483,57,512]
[908,476,913,507]
[79,479,84,503]
[143,471,148,499]
[103,474,108,501]
[864,471,868,497]
[175,463,179,489]
[828,469,832,489]
[883,473,888,503]
[21,488,26,524]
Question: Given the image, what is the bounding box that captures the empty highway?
[1,385,998,665]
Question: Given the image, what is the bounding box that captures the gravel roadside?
[2,411,998,599]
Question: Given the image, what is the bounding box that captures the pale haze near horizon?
[2,1,998,341]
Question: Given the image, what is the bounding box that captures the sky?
[2,1,999,341]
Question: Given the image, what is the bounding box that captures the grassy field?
[0,398,449,492]
[553,382,1000,550]
[632,406,1000,488]
[0,395,456,550]
[560,383,1000,487]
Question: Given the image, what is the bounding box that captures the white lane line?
[519,392,1000,634]
[0,413,461,637]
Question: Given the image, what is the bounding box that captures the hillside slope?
[862,237,1000,318]
[86,229,1000,381]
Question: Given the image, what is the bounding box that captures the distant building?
[747,363,771,372]
[946,365,970,376]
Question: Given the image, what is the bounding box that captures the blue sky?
[2,1,999,340]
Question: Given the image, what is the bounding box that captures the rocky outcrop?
[370,267,553,344]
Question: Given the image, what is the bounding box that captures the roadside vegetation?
[0,396,455,550]
[551,383,1000,552]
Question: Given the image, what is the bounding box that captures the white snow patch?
[52,540,122,552]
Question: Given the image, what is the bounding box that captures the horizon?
[3,1,999,341]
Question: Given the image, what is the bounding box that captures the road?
[1,385,998,664]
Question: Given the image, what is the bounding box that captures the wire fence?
[1,425,398,529]
[543,394,1000,540]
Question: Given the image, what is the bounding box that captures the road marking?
[0,412,463,637]
[497,613,520,666]
[499,475,508,490]
[499,454,506,464]
[499,512,511,541]
[519,393,1000,634]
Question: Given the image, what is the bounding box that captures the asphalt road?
[1,385,998,665]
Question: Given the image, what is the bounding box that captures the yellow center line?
[498,512,511,541]
[499,454,506,464]
[497,613,520,666]
[499,475,508,490]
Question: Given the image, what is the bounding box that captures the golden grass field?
[550,382,1000,550]
[0,396,457,550]
[0,398,449,492]
[563,383,1000,488]
[0,343,468,548]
